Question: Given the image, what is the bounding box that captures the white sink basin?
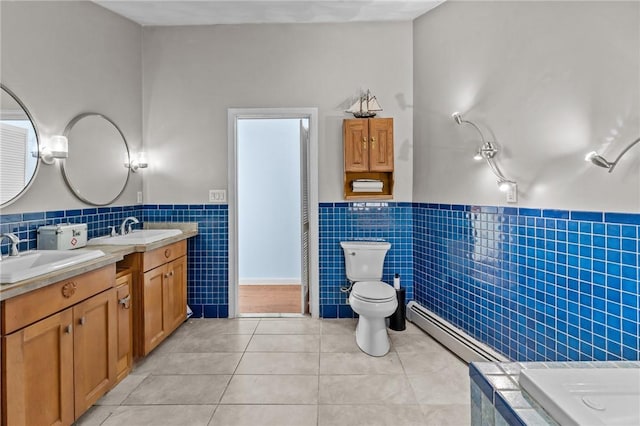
[87,229,182,246]
[0,249,105,284]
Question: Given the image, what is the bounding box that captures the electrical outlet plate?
[137,191,143,203]
[209,189,227,203]
[506,183,517,203]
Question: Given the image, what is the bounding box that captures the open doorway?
[237,118,305,314]
[228,108,318,318]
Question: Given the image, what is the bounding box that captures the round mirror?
[0,84,40,207]
[62,113,130,205]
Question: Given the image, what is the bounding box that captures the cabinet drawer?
[1,264,115,335]
[141,240,186,272]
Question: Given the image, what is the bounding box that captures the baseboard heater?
[406,301,507,363]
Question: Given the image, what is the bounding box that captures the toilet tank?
[340,241,391,282]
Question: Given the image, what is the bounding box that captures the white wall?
[142,22,413,203]
[238,118,301,282]
[413,1,640,212]
[0,1,142,214]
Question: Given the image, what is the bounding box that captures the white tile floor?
[74,318,471,426]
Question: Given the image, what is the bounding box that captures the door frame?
[227,108,319,318]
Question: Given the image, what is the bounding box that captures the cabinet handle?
[64,324,72,334]
[371,136,376,149]
[79,316,86,326]
[164,273,169,278]
[164,248,171,258]
[119,295,131,309]
[362,141,367,150]
[169,270,174,277]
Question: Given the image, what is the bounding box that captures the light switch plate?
[209,189,226,203]
[506,184,517,203]
[137,191,143,203]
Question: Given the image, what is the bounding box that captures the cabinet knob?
[61,282,77,298]
[371,136,376,149]
[119,295,131,309]
[64,324,72,334]
[79,316,86,326]
[169,270,174,277]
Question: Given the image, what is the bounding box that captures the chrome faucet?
[119,217,140,235]
[0,233,21,260]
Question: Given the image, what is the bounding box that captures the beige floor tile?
[318,404,425,426]
[320,352,404,375]
[246,334,320,352]
[397,347,464,375]
[101,405,215,426]
[390,332,443,353]
[320,334,361,352]
[388,321,425,334]
[236,352,319,374]
[421,404,471,426]
[319,375,417,405]
[209,405,318,426]
[255,319,321,334]
[221,375,318,404]
[123,374,231,405]
[175,318,260,335]
[408,367,470,405]
[157,333,252,353]
[95,373,148,405]
[134,352,242,375]
[320,319,357,334]
[74,405,116,425]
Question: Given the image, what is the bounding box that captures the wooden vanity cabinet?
[118,240,187,358]
[343,117,394,199]
[1,265,117,426]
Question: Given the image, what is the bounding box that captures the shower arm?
[607,137,640,173]
[459,118,487,145]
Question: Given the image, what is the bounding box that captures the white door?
[300,119,310,314]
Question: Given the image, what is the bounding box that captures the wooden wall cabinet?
[343,117,394,199]
[118,240,187,358]
[1,266,116,426]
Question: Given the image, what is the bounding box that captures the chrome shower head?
[452,112,463,125]
[584,151,612,169]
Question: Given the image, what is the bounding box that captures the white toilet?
[340,241,398,357]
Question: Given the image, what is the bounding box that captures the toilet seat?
[351,281,396,303]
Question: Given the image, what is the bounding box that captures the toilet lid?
[352,281,396,302]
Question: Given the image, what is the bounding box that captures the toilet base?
[355,316,391,357]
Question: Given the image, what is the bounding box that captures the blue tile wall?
[0,204,228,318]
[319,202,413,318]
[0,205,143,253]
[4,201,640,360]
[141,204,228,318]
[414,204,640,362]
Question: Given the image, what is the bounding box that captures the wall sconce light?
[40,135,68,164]
[585,137,640,173]
[125,151,148,172]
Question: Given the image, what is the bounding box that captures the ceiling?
[93,0,444,26]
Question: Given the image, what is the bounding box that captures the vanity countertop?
[0,223,198,302]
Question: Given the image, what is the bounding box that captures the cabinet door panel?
[343,119,369,172]
[3,309,74,426]
[164,257,187,334]
[368,118,394,172]
[73,289,116,418]
[115,274,133,383]
[142,267,166,355]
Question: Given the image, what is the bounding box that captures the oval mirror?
[62,113,130,205]
[0,84,40,207]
